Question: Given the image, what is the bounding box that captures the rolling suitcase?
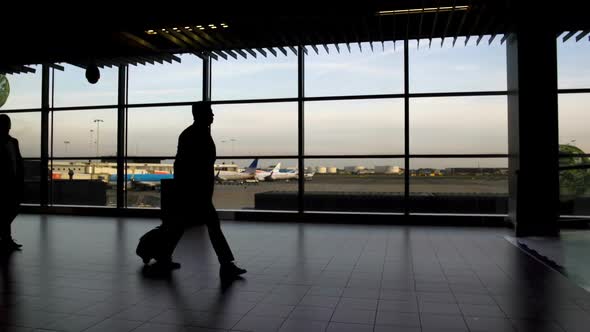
[136,224,184,264]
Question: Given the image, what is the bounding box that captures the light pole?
[93,119,103,157]
[64,140,70,154]
[89,129,94,152]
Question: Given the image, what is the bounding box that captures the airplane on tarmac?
[262,163,299,182]
[215,159,259,183]
[109,173,173,190]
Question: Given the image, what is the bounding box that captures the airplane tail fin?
[272,163,281,173]
[245,159,258,174]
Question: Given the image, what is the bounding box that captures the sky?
[1,35,589,169]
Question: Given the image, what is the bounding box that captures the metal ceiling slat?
[417,2,425,49]
[235,49,248,59]
[213,50,228,60]
[158,31,190,49]
[429,1,441,48]
[310,44,319,55]
[465,4,483,46]
[180,28,213,48]
[256,48,267,57]
[576,30,590,41]
[245,48,257,58]
[500,34,509,45]
[48,64,65,71]
[562,30,578,42]
[224,49,239,60]
[277,46,288,56]
[453,0,471,46]
[476,15,495,46]
[442,0,457,47]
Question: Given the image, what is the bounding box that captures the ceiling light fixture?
[377,5,470,16]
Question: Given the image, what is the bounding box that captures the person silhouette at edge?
[172,102,246,279]
[0,114,24,251]
[68,168,74,180]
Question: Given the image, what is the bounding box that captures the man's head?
[192,102,214,126]
[0,114,11,136]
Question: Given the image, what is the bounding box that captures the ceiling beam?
[453,0,470,46]
[429,1,440,48]
[180,28,214,49]
[121,32,160,52]
[310,44,319,55]
[212,50,228,60]
[442,0,457,46]
[277,46,288,56]
[465,4,483,46]
[48,64,65,71]
[158,30,190,49]
[244,48,257,58]
[256,48,267,57]
[562,30,577,42]
[234,49,248,59]
[500,34,509,45]
[576,30,590,41]
[224,49,238,60]
[476,15,495,46]
[417,1,425,49]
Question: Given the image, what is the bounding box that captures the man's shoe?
[220,262,247,279]
[3,239,22,251]
[153,260,181,270]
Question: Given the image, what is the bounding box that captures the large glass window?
[558,35,590,89]
[305,99,404,155]
[23,159,41,205]
[212,53,297,100]
[558,94,590,153]
[305,42,404,97]
[3,111,41,158]
[304,158,405,213]
[0,68,41,110]
[49,159,116,207]
[214,158,298,211]
[15,34,511,216]
[410,96,507,154]
[128,54,202,104]
[409,37,507,93]
[127,106,192,157]
[410,158,508,214]
[558,34,590,217]
[48,108,117,207]
[51,109,117,158]
[53,64,118,107]
[212,103,298,156]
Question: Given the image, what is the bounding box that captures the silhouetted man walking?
[0,114,23,251]
[174,102,246,279]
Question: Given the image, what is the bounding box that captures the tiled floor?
[2,215,590,331]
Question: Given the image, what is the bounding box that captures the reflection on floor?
[507,230,590,293]
[2,215,590,331]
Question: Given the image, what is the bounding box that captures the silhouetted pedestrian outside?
[68,168,74,180]
[0,114,23,251]
[173,102,246,279]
